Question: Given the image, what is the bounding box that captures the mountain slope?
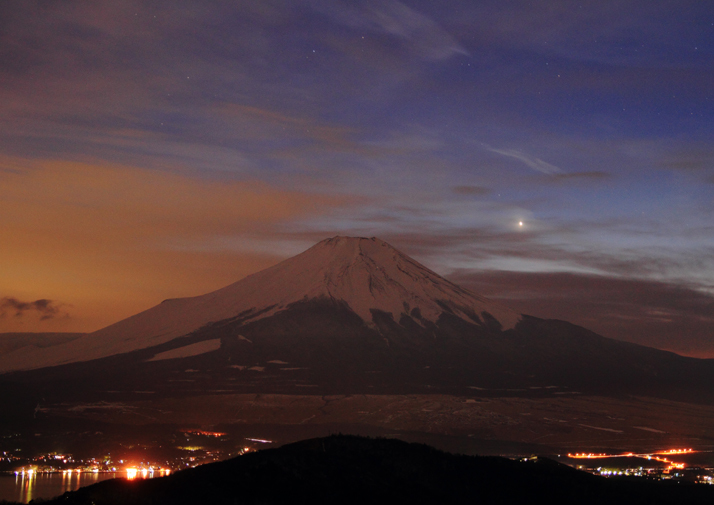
[0,332,85,355]
[0,237,518,373]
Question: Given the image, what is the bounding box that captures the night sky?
[1,1,713,357]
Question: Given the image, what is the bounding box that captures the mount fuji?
[0,236,518,372]
[1,236,713,404]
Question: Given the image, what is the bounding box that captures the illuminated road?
[568,448,695,470]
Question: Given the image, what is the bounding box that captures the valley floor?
[38,393,714,455]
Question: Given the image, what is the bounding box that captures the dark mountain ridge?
[34,435,714,505]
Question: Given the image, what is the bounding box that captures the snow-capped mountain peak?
[0,237,519,372]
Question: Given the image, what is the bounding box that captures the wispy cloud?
[484,145,562,175]
[549,171,610,182]
[0,297,65,320]
[362,0,469,61]
[453,185,491,195]
[313,0,468,61]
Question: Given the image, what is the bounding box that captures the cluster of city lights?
[15,466,172,479]
[125,467,171,480]
[180,429,226,438]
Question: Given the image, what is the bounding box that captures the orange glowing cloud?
[0,158,346,333]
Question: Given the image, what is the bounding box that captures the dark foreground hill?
[36,435,714,505]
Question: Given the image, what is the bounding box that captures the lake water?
[0,471,162,503]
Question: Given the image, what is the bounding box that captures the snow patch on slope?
[147,339,222,362]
